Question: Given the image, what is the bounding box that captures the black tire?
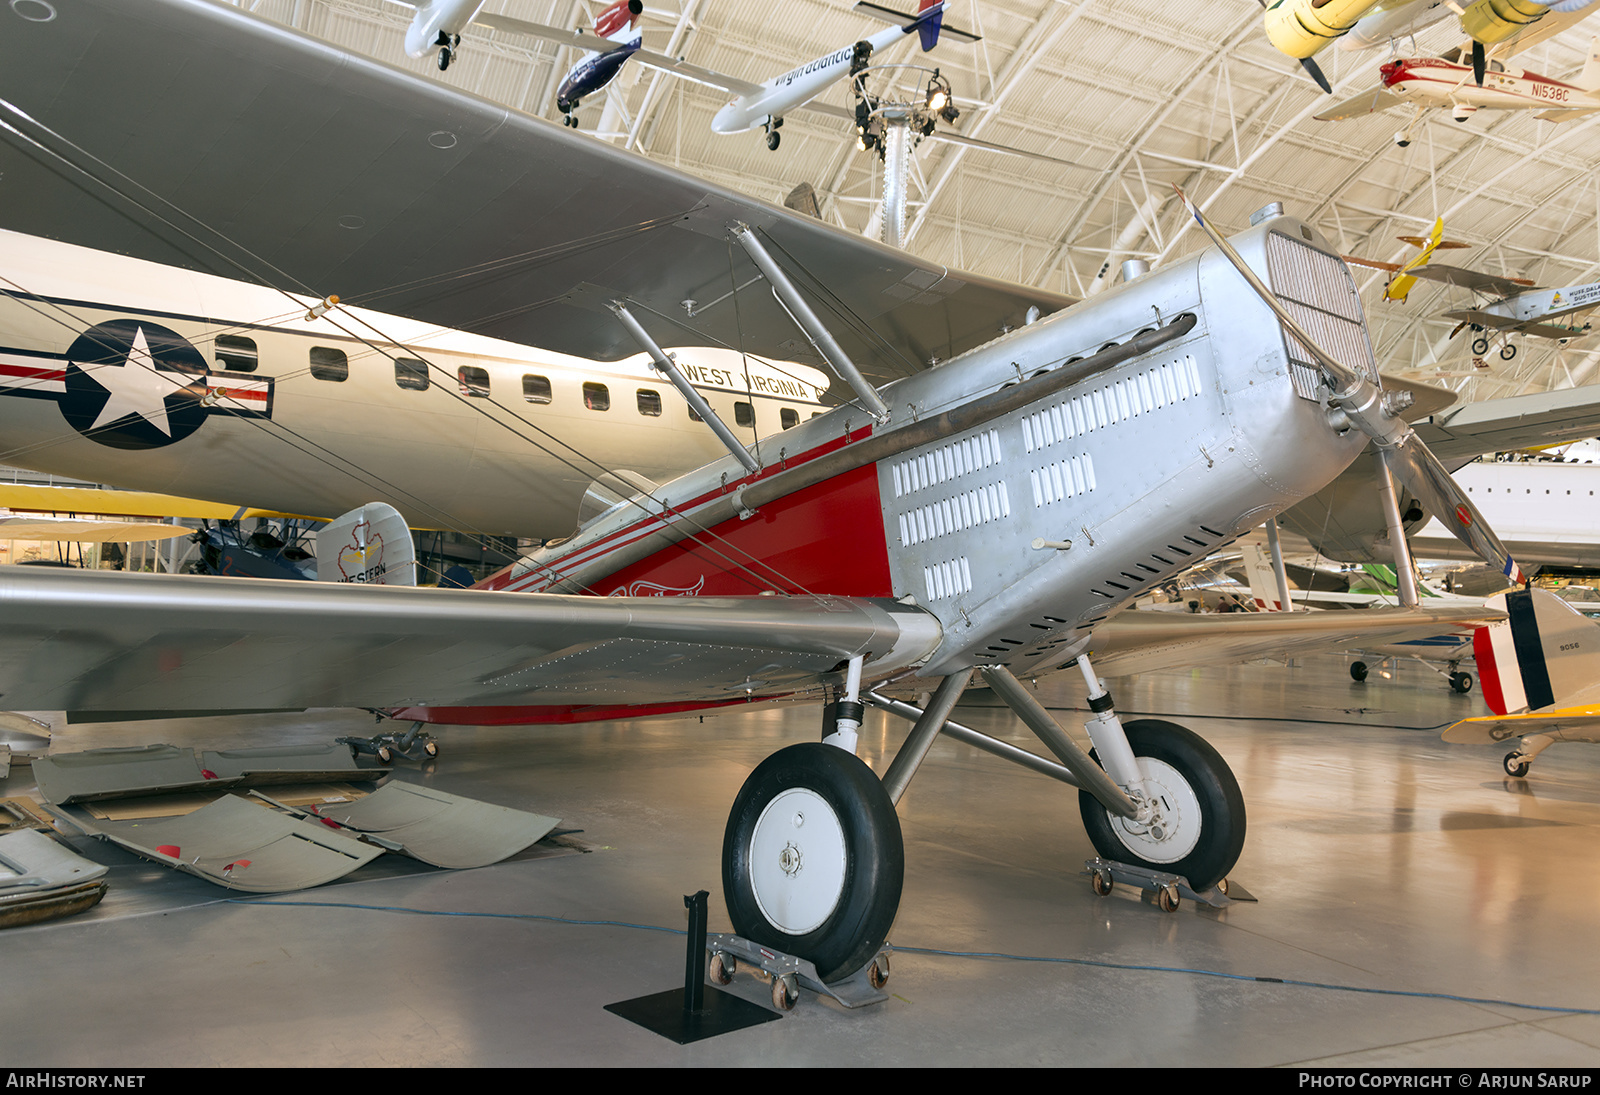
[1077,720,1245,892]
[438,48,451,72]
[1472,337,1489,355]
[1504,751,1531,779]
[767,131,781,151]
[1500,343,1517,361]
[1351,661,1368,682]
[1451,672,1473,694]
[723,742,903,984]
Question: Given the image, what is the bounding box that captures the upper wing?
[0,0,1070,384]
[1483,7,1597,62]
[1313,86,1404,121]
[0,568,940,715]
[1410,264,1537,295]
[1087,603,1500,678]
[1414,384,1600,464]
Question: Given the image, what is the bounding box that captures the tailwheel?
[1450,671,1473,695]
[722,742,903,985]
[1078,720,1245,893]
[1504,751,1531,779]
[1350,660,1368,682]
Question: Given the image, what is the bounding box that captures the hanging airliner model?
[1315,37,1600,143]
[0,230,829,541]
[0,0,1530,995]
[1264,0,1599,92]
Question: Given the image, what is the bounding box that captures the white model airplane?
[401,0,975,143]
[0,230,831,542]
[1,0,1531,992]
[1265,0,1600,92]
[1315,37,1600,144]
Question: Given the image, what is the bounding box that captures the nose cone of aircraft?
[404,22,432,59]
[711,102,745,135]
[1379,60,1405,87]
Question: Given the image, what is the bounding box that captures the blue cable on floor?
[233,897,1600,1016]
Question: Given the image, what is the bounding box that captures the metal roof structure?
[247,0,1600,408]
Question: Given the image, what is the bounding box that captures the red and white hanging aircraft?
[1315,36,1600,143]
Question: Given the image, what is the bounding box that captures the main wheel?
[438,47,452,71]
[1500,343,1517,361]
[1472,337,1489,355]
[1450,672,1473,694]
[723,742,903,984]
[1077,720,1245,892]
[1351,661,1368,682]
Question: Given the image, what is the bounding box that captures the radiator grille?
[1266,232,1378,401]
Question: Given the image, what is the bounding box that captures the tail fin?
[318,502,416,586]
[916,0,943,51]
[1241,544,1284,610]
[1473,587,1596,715]
[1579,34,1600,92]
[594,0,643,42]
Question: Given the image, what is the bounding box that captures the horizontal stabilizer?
[1442,706,1600,746]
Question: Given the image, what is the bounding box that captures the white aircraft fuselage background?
[0,231,828,541]
[711,22,911,134]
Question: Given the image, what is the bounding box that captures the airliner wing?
[1087,603,1500,678]
[470,12,635,54]
[0,568,940,716]
[631,51,766,98]
[0,0,1070,385]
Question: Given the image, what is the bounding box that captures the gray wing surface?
[0,568,940,715]
[1410,264,1535,296]
[1089,604,1499,678]
[0,0,1069,383]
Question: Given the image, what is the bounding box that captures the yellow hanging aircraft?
[1342,217,1476,303]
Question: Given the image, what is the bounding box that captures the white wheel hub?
[748,787,847,935]
[1110,757,1201,864]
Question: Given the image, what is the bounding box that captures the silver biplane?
[0,0,1522,989]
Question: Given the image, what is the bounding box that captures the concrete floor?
[4,654,1599,1067]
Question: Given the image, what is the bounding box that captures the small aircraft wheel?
[723,742,904,985]
[1090,868,1114,897]
[766,131,781,151]
[424,740,440,757]
[1504,751,1531,779]
[1078,720,1246,893]
[1157,883,1180,913]
[1350,661,1368,682]
[376,744,394,764]
[772,973,798,1012]
[1450,672,1474,694]
[868,953,890,990]
[438,47,452,72]
[1500,343,1517,361]
[1472,337,1489,355]
[708,952,734,985]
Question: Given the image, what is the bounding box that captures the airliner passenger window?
[309,346,347,382]
[215,334,257,372]
[583,382,610,411]
[781,408,798,430]
[395,358,429,391]
[735,401,755,428]
[637,389,662,416]
[523,375,552,404]
[459,366,490,397]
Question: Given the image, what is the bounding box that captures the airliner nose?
[711,102,739,134]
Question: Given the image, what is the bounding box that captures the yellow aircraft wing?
[1442,705,1600,746]
[0,484,320,523]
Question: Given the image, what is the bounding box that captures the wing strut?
[1375,449,1420,607]
[609,302,761,474]
[731,224,890,421]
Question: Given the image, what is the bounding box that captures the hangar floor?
[4,654,1599,1068]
